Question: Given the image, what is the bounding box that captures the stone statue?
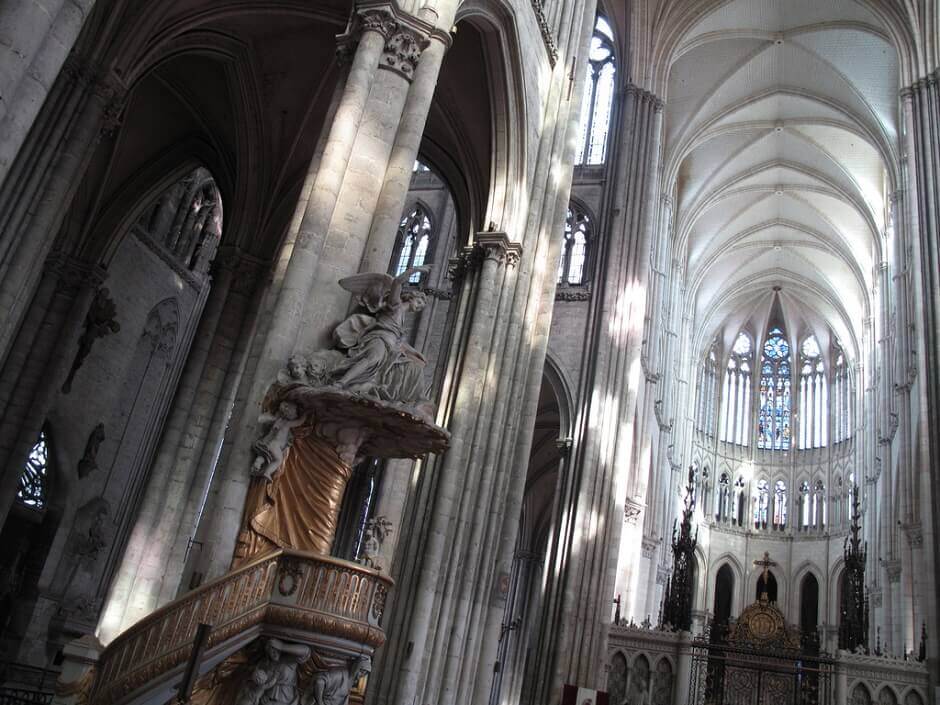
[358,516,393,570]
[77,423,105,478]
[306,656,371,705]
[63,287,121,394]
[330,267,431,408]
[251,401,307,481]
[236,638,310,705]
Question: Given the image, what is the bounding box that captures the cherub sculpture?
[306,656,372,705]
[236,638,310,705]
[330,266,430,406]
[251,401,306,481]
[277,354,311,386]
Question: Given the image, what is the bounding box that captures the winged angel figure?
[331,266,430,406]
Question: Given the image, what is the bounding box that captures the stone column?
[527,83,665,704]
[675,631,693,705]
[0,56,125,367]
[191,3,447,578]
[906,68,940,687]
[96,250,266,642]
[0,0,96,192]
[0,255,105,525]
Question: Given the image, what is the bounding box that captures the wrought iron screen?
[689,638,833,705]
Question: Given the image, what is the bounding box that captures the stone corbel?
[213,246,269,295]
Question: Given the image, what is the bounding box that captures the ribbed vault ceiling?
[665,0,900,358]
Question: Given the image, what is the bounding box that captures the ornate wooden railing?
[89,550,391,705]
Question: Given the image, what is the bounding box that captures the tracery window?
[392,205,432,284]
[17,430,49,510]
[799,336,827,448]
[753,479,769,529]
[137,167,223,276]
[832,347,850,442]
[557,204,591,285]
[720,333,752,445]
[575,17,616,166]
[757,327,792,450]
[697,344,719,434]
[772,480,787,529]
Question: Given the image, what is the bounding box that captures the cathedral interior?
[0,1,938,705]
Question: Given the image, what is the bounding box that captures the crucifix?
[754,551,777,601]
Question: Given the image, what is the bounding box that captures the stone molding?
[555,287,591,302]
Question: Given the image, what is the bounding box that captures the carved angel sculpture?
[330,267,430,405]
[251,401,306,481]
[306,656,371,705]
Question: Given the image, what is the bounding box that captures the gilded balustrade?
[88,550,391,705]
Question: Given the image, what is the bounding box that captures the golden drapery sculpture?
[234,428,353,565]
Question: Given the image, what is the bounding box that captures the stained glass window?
[17,430,49,510]
[757,327,791,450]
[575,17,616,166]
[393,205,432,284]
[558,204,592,285]
[720,333,752,445]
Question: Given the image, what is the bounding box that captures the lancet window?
[697,345,719,434]
[392,205,432,284]
[757,327,791,450]
[575,17,616,166]
[799,481,811,528]
[812,479,826,528]
[17,429,49,510]
[799,336,827,448]
[715,473,730,522]
[557,204,592,285]
[720,333,752,445]
[832,347,851,443]
[753,479,769,529]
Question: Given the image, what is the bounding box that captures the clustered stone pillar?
[906,68,940,687]
[0,256,105,521]
[525,83,665,704]
[189,0,455,584]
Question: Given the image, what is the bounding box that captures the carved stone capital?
[624,499,644,525]
[641,535,659,559]
[473,231,523,269]
[883,559,902,583]
[212,247,268,294]
[903,522,923,548]
[381,25,428,81]
[656,565,671,585]
[46,255,107,296]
